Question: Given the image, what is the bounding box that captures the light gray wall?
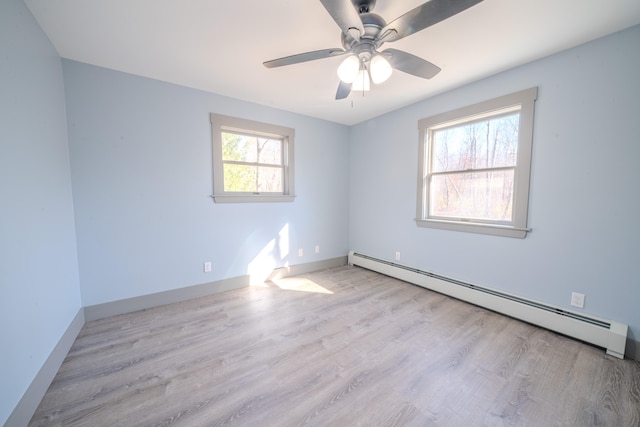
[349,25,640,346]
[0,0,82,424]
[62,61,351,306]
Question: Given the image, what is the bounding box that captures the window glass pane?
[257,166,283,192]
[432,113,519,173]
[429,170,514,221]
[222,132,257,162]
[212,113,295,203]
[257,138,282,165]
[223,164,256,192]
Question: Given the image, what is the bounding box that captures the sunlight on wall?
[248,238,277,286]
[247,223,333,294]
[278,223,289,263]
[248,224,290,286]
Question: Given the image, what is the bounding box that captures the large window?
[416,88,537,238]
[211,113,295,203]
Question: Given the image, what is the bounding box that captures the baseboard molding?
[84,256,347,322]
[84,275,249,321]
[5,308,85,427]
[626,337,640,361]
[267,256,348,281]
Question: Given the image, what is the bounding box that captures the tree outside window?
[417,88,537,238]
[211,114,295,203]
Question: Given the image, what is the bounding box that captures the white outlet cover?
[571,292,585,308]
[204,262,211,272]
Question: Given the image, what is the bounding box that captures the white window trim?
[210,113,295,203]
[416,87,538,238]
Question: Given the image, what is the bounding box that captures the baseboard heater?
[348,251,627,359]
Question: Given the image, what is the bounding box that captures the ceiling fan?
[263,0,484,100]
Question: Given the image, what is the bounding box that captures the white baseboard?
[5,308,85,427]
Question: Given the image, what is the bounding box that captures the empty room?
[2,0,639,425]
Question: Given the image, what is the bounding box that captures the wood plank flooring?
[30,266,640,426]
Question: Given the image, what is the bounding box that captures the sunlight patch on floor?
[271,277,334,294]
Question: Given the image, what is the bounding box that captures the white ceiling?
[25,0,640,125]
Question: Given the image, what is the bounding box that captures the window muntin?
[211,114,295,203]
[417,88,537,238]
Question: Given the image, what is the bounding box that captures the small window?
[416,88,537,238]
[211,113,295,203]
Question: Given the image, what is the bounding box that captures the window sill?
[212,194,296,203]
[415,218,530,238]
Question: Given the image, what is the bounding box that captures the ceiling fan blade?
[263,48,346,68]
[379,0,484,43]
[336,80,352,99]
[382,49,441,79]
[319,0,365,41]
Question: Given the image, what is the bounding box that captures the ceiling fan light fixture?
[352,69,370,91]
[265,0,485,100]
[370,54,393,84]
[337,55,360,83]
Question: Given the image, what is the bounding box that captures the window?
[211,113,295,203]
[416,87,537,238]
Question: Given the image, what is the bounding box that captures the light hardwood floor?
[30,266,640,426]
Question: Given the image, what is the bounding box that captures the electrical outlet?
[395,251,401,261]
[570,292,585,308]
[298,248,304,257]
[315,245,320,254]
[204,262,212,273]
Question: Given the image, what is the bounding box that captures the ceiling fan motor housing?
[341,11,386,63]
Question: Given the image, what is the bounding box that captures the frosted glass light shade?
[352,69,370,91]
[370,54,392,84]
[337,55,360,83]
